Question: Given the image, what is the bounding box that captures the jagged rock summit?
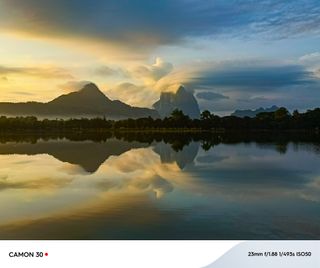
[153,85,200,119]
[0,83,159,119]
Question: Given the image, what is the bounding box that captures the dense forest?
[0,107,320,131]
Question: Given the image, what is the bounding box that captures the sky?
[0,0,320,115]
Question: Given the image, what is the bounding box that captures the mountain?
[0,83,159,119]
[153,85,200,119]
[231,105,279,118]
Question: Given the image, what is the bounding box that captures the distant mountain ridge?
[0,83,159,119]
[231,105,279,118]
[153,85,200,119]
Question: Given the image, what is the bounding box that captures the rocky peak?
[78,83,108,99]
[153,85,200,119]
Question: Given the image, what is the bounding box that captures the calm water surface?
[0,133,319,239]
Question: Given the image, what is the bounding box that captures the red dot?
[45,253,48,256]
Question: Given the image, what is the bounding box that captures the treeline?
[0,107,320,131]
[0,116,113,131]
[115,107,320,130]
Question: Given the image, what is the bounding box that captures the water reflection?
[153,141,199,169]
[0,132,319,239]
[0,139,148,173]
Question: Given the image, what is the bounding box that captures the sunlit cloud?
[11,91,35,96]
[94,66,130,78]
[0,177,73,191]
[104,83,157,108]
[101,58,174,107]
[0,65,73,79]
[58,163,92,176]
[130,57,173,84]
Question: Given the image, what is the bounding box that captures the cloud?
[105,82,159,108]
[0,65,73,79]
[155,60,317,92]
[1,76,8,81]
[299,52,320,78]
[299,52,320,63]
[189,63,315,90]
[58,80,91,92]
[131,57,173,83]
[1,0,319,54]
[102,58,174,107]
[12,91,35,96]
[59,163,90,175]
[0,177,73,191]
[153,66,196,92]
[94,66,130,78]
[116,58,320,114]
[196,154,228,164]
[155,60,320,113]
[196,91,229,101]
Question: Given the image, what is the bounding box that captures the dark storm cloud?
[190,64,316,91]
[183,61,320,113]
[1,0,319,49]
[196,154,228,164]
[196,91,229,101]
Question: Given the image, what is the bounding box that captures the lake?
[0,132,319,239]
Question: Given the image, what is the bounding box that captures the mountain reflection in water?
[0,132,319,239]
